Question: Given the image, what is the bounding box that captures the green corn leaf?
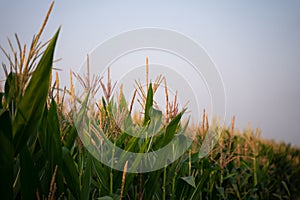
[223,172,237,180]
[144,170,163,200]
[4,72,18,110]
[181,176,196,188]
[116,131,129,148]
[92,158,110,193]
[144,83,153,125]
[62,147,80,199]
[164,111,184,144]
[281,181,291,197]
[189,167,211,200]
[0,110,13,199]
[13,28,60,155]
[130,137,152,172]
[47,99,63,169]
[81,150,92,200]
[124,126,147,152]
[20,146,40,199]
[46,99,64,195]
[64,125,78,150]
[153,110,184,150]
[147,107,162,135]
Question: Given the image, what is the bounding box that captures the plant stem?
[162,166,167,200]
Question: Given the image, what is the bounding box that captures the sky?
[0,1,300,145]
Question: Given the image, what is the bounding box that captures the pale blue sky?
[1,1,300,145]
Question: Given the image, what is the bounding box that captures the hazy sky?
[1,1,300,145]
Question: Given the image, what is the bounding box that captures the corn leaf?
[189,167,211,200]
[20,146,40,199]
[62,147,80,199]
[181,176,196,188]
[13,28,60,154]
[46,99,63,169]
[153,111,184,150]
[45,99,64,194]
[163,111,184,145]
[144,83,153,125]
[81,149,92,200]
[0,110,13,199]
[64,125,78,150]
[92,158,110,193]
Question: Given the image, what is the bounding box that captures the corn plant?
[1,2,300,199]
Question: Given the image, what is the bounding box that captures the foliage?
[0,3,300,200]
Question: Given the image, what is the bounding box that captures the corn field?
[0,4,300,200]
